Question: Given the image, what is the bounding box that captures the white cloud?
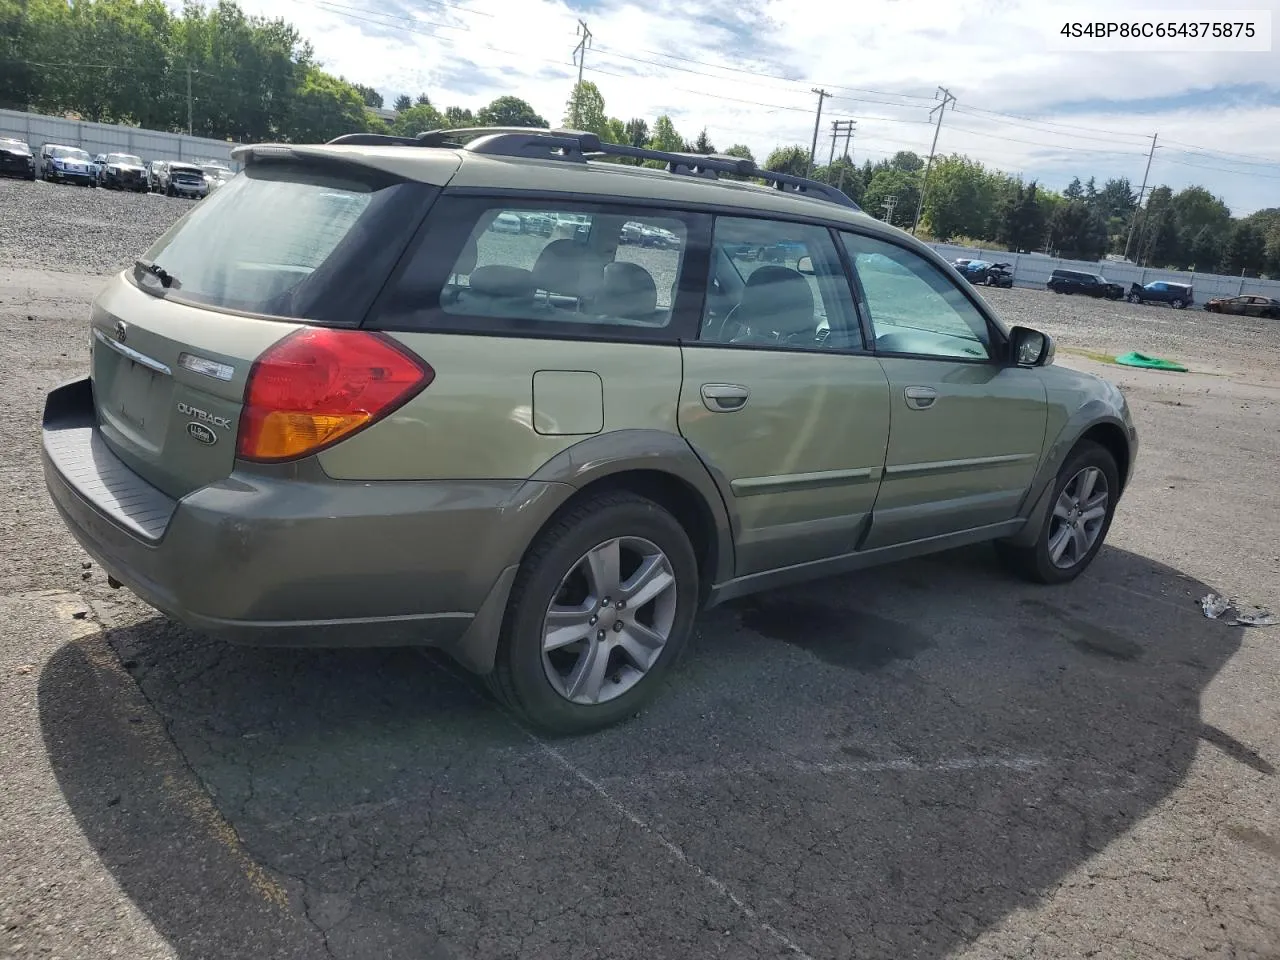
[235,0,1280,213]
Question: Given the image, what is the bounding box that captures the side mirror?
[796,255,815,275]
[1010,326,1053,367]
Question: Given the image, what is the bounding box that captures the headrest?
[454,235,478,276]
[468,265,535,300]
[738,265,815,335]
[532,239,603,300]
[597,261,658,319]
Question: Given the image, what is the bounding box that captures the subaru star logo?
[114,320,127,343]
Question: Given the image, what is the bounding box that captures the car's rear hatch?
[88,150,453,499]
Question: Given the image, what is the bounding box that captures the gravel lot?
[0,178,195,276]
[2,176,1279,960]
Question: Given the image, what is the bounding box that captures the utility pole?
[807,88,829,175]
[882,195,898,224]
[1123,132,1158,262]
[186,63,193,137]
[911,85,956,235]
[570,20,592,129]
[828,119,856,192]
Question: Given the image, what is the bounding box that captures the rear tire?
[1171,299,1185,309]
[997,441,1119,585]
[1127,293,1141,304]
[486,491,699,735]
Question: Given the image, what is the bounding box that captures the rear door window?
[132,162,434,324]
[699,217,861,350]
[372,197,707,341]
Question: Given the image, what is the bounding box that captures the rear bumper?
[42,377,554,671]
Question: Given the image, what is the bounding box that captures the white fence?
[931,242,1280,308]
[0,109,243,170]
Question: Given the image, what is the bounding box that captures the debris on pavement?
[1200,593,1232,619]
[1199,593,1277,627]
[1233,609,1278,628]
[1115,351,1189,372]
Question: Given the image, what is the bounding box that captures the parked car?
[41,127,1137,734]
[489,211,523,233]
[956,259,1013,288]
[1204,294,1280,318]
[1127,281,1194,309]
[518,212,554,236]
[1046,269,1124,300]
[39,144,97,186]
[146,160,168,192]
[100,153,149,191]
[155,161,209,199]
[725,239,807,262]
[198,161,234,193]
[0,137,36,180]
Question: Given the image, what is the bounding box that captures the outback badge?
[186,421,217,446]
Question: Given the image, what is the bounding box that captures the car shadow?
[38,544,1257,959]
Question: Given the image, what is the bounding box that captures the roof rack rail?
[324,126,861,210]
[326,133,428,147]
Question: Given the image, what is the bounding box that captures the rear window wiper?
[135,259,180,290]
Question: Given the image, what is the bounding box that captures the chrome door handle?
[904,386,938,410]
[701,383,749,412]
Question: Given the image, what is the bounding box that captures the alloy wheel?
[1047,467,1109,569]
[541,536,678,705]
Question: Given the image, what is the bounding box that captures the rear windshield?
[134,162,428,322]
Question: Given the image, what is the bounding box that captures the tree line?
[3,0,1274,277]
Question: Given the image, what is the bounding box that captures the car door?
[678,217,891,577]
[839,231,1048,549]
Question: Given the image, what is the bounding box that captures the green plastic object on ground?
[1114,351,1189,372]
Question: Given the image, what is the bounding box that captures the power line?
[952,104,1152,142]
[307,0,474,32]
[944,122,1148,157]
[589,43,936,104]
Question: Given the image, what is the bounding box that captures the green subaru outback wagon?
[42,128,1137,733]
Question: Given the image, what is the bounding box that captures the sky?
[227,0,1280,215]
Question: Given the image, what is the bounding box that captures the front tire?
[1127,293,1141,304]
[487,491,699,735]
[997,441,1119,585]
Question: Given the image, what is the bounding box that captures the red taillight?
[237,328,433,462]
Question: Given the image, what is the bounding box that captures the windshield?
[107,154,142,165]
[1,139,30,153]
[201,164,231,177]
[135,163,409,320]
[52,147,90,161]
